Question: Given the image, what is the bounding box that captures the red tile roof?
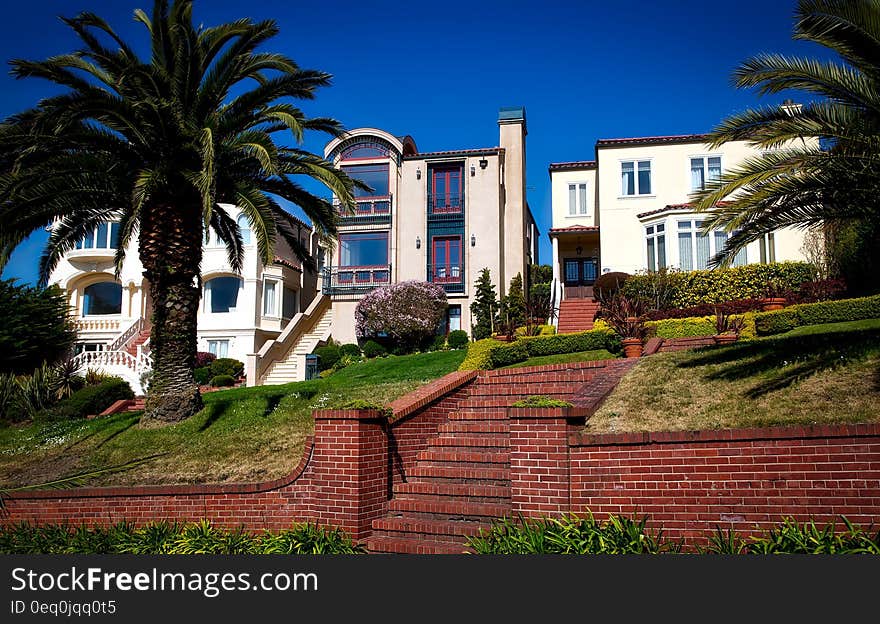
[404,147,502,160]
[636,201,731,219]
[548,225,600,235]
[272,256,302,271]
[548,160,597,172]
[596,134,710,148]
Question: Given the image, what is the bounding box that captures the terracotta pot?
[713,333,738,345]
[760,297,786,312]
[622,337,643,358]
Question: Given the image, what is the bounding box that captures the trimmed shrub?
[518,328,621,357]
[193,367,213,386]
[428,335,447,352]
[645,317,715,338]
[361,340,387,359]
[593,271,631,302]
[754,294,880,335]
[44,378,134,419]
[313,345,341,371]
[458,339,497,370]
[646,298,763,321]
[209,358,244,379]
[339,343,362,358]
[195,351,217,368]
[754,309,801,336]
[489,342,529,368]
[447,330,469,349]
[355,280,447,350]
[623,262,816,309]
[209,375,235,388]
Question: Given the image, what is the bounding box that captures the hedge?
[622,262,816,308]
[645,317,715,338]
[458,329,620,371]
[43,378,134,419]
[755,294,880,336]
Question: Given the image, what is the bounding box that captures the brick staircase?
[124,330,151,357]
[366,361,632,554]
[557,299,601,333]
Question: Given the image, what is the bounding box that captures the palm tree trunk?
[139,203,203,424]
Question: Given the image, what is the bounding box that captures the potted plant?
[713,308,745,345]
[759,278,787,311]
[602,293,649,358]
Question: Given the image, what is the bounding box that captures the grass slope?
[0,350,466,489]
[587,319,880,434]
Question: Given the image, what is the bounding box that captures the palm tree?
[0,0,361,423]
[691,0,880,274]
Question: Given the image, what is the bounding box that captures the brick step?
[448,409,509,421]
[406,465,510,484]
[428,435,509,448]
[393,482,510,500]
[365,536,471,555]
[476,372,599,383]
[465,387,581,398]
[372,517,490,539]
[415,450,510,465]
[437,422,510,434]
[388,499,511,520]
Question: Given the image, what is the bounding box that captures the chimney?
[498,106,527,291]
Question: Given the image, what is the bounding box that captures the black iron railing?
[428,263,465,293]
[321,265,392,295]
[334,195,392,226]
[427,193,464,220]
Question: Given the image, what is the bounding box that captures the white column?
[551,236,560,283]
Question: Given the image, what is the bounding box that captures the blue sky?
[0,0,832,285]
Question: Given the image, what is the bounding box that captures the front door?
[563,258,598,299]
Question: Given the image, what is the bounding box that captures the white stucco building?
[548,131,811,311]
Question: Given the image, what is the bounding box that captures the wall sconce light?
[479,158,488,169]
[416,167,421,180]
[416,236,421,249]
[576,246,583,256]
[470,234,476,247]
[470,164,476,177]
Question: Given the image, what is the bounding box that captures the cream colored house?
[317,106,538,345]
[47,204,319,392]
[548,132,810,316]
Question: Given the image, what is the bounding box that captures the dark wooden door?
[563,258,598,299]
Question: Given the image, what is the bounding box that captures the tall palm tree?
[691,0,880,275]
[0,0,361,423]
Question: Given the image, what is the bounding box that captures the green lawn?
[0,349,466,489]
[503,349,617,369]
[587,318,880,434]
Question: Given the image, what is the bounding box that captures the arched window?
[205,276,242,313]
[340,142,389,160]
[237,214,252,245]
[83,282,122,316]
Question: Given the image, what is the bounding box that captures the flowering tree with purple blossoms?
[355,281,447,351]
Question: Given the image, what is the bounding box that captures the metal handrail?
[107,317,145,352]
[427,193,465,215]
[428,263,465,284]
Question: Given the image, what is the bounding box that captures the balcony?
[335,195,392,226]
[428,263,465,294]
[427,193,465,222]
[322,265,391,295]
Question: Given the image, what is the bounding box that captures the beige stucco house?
[548,131,811,319]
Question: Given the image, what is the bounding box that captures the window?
[621,160,651,196]
[340,142,389,160]
[447,305,462,333]
[340,232,388,267]
[263,279,278,316]
[207,340,229,358]
[82,282,122,316]
[342,163,390,198]
[690,156,722,191]
[237,214,252,245]
[568,183,588,216]
[759,232,776,264]
[205,276,242,313]
[432,236,462,283]
[282,287,298,319]
[75,222,121,249]
[645,224,666,271]
[430,164,463,213]
[677,219,746,270]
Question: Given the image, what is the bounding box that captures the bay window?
[339,232,388,267]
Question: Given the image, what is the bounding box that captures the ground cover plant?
[0,350,465,489]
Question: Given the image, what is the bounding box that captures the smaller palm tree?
[691,0,880,270]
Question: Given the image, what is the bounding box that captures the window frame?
[338,232,389,268]
[206,339,230,359]
[82,281,123,316]
[644,223,667,271]
[620,159,653,197]
[567,181,590,216]
[204,276,243,314]
[688,154,723,192]
[262,277,280,318]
